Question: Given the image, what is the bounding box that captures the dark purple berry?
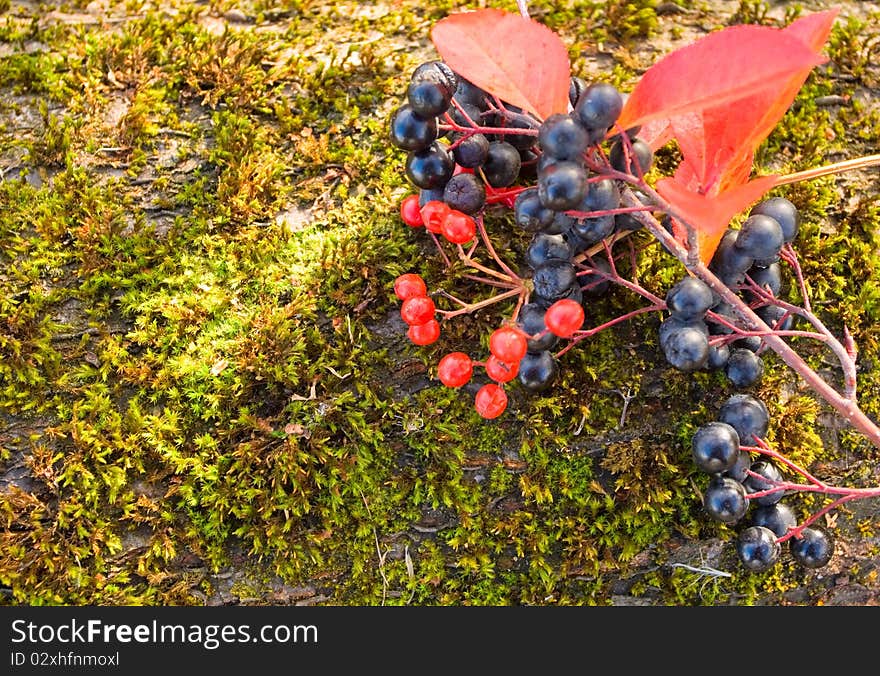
[407,78,452,118]
[660,316,710,372]
[719,394,769,445]
[517,302,559,353]
[514,187,556,232]
[390,104,438,151]
[751,502,797,538]
[723,449,752,483]
[532,260,577,301]
[579,257,612,297]
[743,460,784,506]
[789,527,834,568]
[666,276,714,320]
[736,526,781,572]
[538,113,589,161]
[756,303,793,332]
[750,196,800,243]
[735,214,784,261]
[703,475,749,524]
[525,233,572,269]
[569,76,588,109]
[443,172,485,215]
[573,82,623,142]
[706,343,730,370]
[725,348,764,388]
[452,133,490,168]
[692,421,741,474]
[517,350,558,392]
[538,161,587,211]
[482,141,521,187]
[609,137,653,175]
[405,141,454,190]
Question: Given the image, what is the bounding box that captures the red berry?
[437,352,473,387]
[420,200,450,234]
[394,273,428,301]
[544,298,585,338]
[441,210,476,244]
[485,355,519,383]
[475,383,508,419]
[400,194,424,227]
[400,296,436,325]
[408,319,440,346]
[489,326,528,364]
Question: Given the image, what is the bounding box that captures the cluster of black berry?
[658,196,801,391]
[693,394,834,572]
[391,60,649,400]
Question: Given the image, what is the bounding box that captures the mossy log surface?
[1,0,879,606]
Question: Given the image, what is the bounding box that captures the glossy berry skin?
[517,303,559,353]
[570,213,615,245]
[751,501,797,538]
[538,113,589,161]
[568,76,588,108]
[390,104,438,152]
[789,527,834,568]
[725,348,764,388]
[441,210,476,244]
[719,394,769,445]
[544,299,585,338]
[743,460,784,506]
[420,200,450,234]
[453,76,488,109]
[412,60,458,93]
[525,233,572,269]
[393,273,427,301]
[666,276,714,320]
[437,352,473,388]
[691,421,740,474]
[400,194,423,228]
[573,82,623,142]
[532,260,577,302]
[609,138,653,175]
[735,214,784,261]
[706,343,730,371]
[703,475,749,525]
[723,449,752,483]
[744,262,782,299]
[736,526,781,573]
[750,196,800,243]
[451,133,490,168]
[659,316,709,372]
[474,383,508,419]
[485,355,519,383]
[418,187,445,208]
[482,141,521,187]
[538,161,587,211]
[407,78,452,118]
[400,295,436,326]
[489,326,528,364]
[442,173,485,216]
[514,187,556,232]
[517,350,558,392]
[407,319,440,346]
[710,229,754,284]
[405,141,454,190]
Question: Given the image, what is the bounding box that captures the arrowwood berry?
[485,355,519,383]
[393,273,428,301]
[441,209,477,244]
[437,352,473,387]
[401,295,436,325]
[474,383,508,419]
[489,326,528,364]
[407,319,440,346]
[420,200,451,234]
[544,298,585,338]
[400,194,424,227]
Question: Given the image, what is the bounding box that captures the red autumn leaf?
[430,9,570,121]
[657,174,780,265]
[616,25,825,133]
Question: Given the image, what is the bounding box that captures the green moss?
[1,0,878,607]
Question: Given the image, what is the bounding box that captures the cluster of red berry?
[400,194,477,245]
[393,273,441,346]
